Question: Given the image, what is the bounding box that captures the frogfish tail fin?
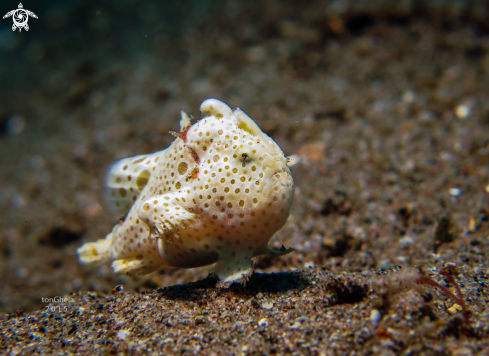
[77,228,117,265]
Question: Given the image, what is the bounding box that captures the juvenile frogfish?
[77,98,294,283]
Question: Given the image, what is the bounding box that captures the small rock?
[455,104,470,119]
[370,309,381,325]
[399,235,414,248]
[448,188,461,197]
[402,91,415,104]
[289,321,301,329]
[116,330,130,340]
[379,260,391,270]
[452,348,473,356]
[447,303,463,315]
[194,316,207,325]
[397,256,407,263]
[110,285,123,294]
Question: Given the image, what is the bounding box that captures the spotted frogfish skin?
[77,98,294,283]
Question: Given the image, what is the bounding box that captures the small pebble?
[448,188,461,197]
[447,303,463,315]
[455,105,470,119]
[116,330,130,340]
[261,301,274,310]
[443,262,458,274]
[379,260,391,270]
[111,285,123,294]
[194,316,207,325]
[399,235,413,248]
[452,348,473,356]
[289,321,301,329]
[370,309,381,325]
[258,318,268,327]
[402,91,415,104]
[397,256,407,263]
[352,227,367,240]
[440,151,452,162]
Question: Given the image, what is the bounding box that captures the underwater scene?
[1,0,489,354]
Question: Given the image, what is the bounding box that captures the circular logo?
[12,9,28,28]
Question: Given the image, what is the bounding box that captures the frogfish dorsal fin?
[180,110,191,131]
[103,153,154,219]
[233,107,265,138]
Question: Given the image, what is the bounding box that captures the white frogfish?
[77,98,294,283]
